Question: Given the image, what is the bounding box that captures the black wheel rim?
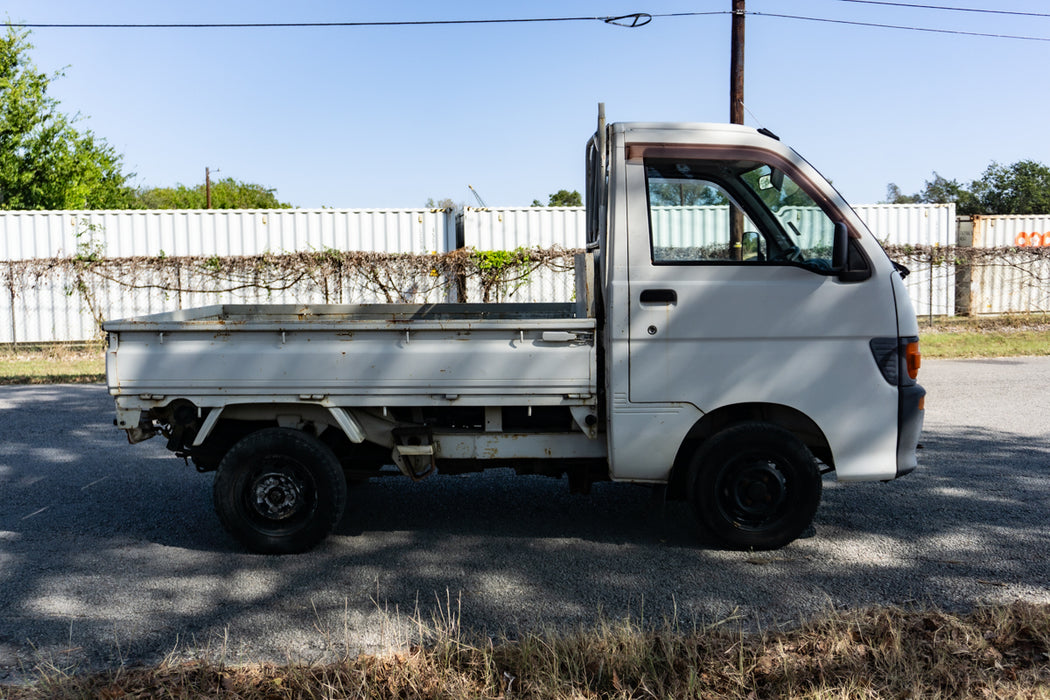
[240,455,318,534]
[714,452,791,531]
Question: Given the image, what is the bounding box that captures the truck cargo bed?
[104,303,597,408]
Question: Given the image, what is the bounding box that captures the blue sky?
[4,1,1049,209]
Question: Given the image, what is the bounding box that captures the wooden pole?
[730,0,745,125]
[729,0,746,259]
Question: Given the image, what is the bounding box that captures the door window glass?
[646,159,838,271]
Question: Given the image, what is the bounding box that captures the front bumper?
[896,383,925,477]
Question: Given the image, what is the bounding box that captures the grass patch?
[3,602,1048,698]
[0,342,105,385]
[920,314,1050,359]
[922,330,1050,359]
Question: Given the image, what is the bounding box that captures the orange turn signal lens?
[905,341,921,380]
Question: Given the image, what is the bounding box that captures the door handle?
[640,288,677,304]
[541,331,580,342]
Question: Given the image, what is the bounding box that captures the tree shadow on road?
[1,386,1048,679]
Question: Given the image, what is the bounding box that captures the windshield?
[740,164,836,261]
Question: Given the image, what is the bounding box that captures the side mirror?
[741,231,763,261]
[832,221,871,282]
[832,221,848,272]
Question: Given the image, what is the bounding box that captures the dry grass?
[922,313,1050,334]
[3,602,1048,699]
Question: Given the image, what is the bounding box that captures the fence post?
[928,249,935,326]
[954,216,974,317]
[5,266,15,347]
[175,260,183,310]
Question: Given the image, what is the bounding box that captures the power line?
[751,11,1050,41]
[9,8,1048,42]
[9,12,727,30]
[824,0,1050,19]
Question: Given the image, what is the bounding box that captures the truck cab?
[593,122,924,547]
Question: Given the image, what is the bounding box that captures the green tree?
[892,173,977,212]
[885,161,1050,215]
[0,25,134,209]
[531,189,582,207]
[971,160,1050,215]
[133,178,291,209]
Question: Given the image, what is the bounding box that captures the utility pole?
[729,0,745,259]
[205,167,212,209]
[730,0,745,125]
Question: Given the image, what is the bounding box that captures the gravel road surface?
[1,357,1048,679]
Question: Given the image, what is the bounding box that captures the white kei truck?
[104,112,926,554]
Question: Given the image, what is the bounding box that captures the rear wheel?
[689,422,822,550]
[213,428,347,554]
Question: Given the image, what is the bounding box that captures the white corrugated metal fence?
[4,204,1039,343]
[970,214,1050,314]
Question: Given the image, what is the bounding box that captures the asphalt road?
[1,357,1048,680]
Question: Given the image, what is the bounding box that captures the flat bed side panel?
[108,324,596,405]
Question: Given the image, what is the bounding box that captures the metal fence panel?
[0,208,455,260]
[971,215,1050,314]
[855,203,955,247]
[0,209,455,342]
[855,203,957,317]
[0,204,966,343]
[459,206,587,250]
[972,214,1050,248]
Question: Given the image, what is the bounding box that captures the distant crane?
[467,184,487,208]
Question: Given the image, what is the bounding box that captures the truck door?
[624,153,897,425]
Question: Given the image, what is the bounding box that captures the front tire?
[213,428,347,554]
[689,422,822,550]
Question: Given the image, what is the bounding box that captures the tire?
[213,427,347,554]
[689,422,822,550]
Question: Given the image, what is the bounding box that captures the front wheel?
[689,422,822,550]
[213,428,347,554]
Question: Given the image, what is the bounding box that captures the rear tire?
[213,428,346,554]
[689,422,821,550]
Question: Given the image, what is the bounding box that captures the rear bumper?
[896,383,925,478]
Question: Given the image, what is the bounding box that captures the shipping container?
[970,214,1050,314]
[0,208,456,260]
[855,203,956,318]
[0,209,455,343]
[0,203,972,342]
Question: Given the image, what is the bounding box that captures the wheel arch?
[181,403,376,473]
[192,404,366,447]
[666,402,832,499]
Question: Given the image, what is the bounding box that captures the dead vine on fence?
[0,247,584,337]
[6,245,1050,341]
[884,245,1050,287]
[883,244,1050,265]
